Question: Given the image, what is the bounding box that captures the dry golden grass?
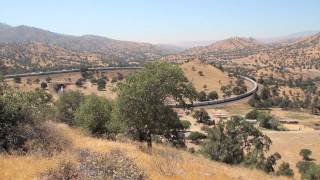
[0,153,76,180]
[180,60,231,95]
[266,131,320,179]
[0,121,287,180]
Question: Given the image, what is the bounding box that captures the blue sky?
[0,0,319,43]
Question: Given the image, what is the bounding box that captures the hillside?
[0,23,173,55]
[180,60,231,95]
[0,42,107,74]
[183,37,264,55]
[230,33,320,79]
[0,121,286,180]
[0,23,180,74]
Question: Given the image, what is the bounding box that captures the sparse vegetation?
[43,149,146,179]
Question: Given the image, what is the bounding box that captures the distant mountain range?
[168,31,319,49]
[0,23,181,74]
[0,22,319,74]
[183,37,263,55]
[0,22,177,57]
[258,31,319,44]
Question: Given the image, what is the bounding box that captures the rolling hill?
[0,23,180,74]
[0,23,174,55]
[183,37,264,55]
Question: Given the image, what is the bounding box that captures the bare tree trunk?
[146,130,152,150]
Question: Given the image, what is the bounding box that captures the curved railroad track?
[4,67,258,108]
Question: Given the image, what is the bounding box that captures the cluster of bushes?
[201,116,293,176]
[55,91,122,138]
[245,109,284,130]
[198,90,218,101]
[192,109,214,125]
[0,83,67,154]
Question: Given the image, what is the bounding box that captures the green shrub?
[296,161,320,179]
[40,82,48,89]
[55,91,84,125]
[202,116,276,167]
[188,147,195,154]
[302,164,320,180]
[90,77,97,84]
[247,110,281,130]
[45,76,52,83]
[300,149,312,161]
[198,91,207,101]
[0,89,53,152]
[245,109,259,119]
[187,131,207,142]
[111,76,118,83]
[180,120,191,130]
[75,78,85,87]
[97,78,106,91]
[75,94,114,136]
[13,76,21,83]
[193,109,212,125]
[208,91,218,100]
[276,162,294,177]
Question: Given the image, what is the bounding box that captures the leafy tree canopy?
[117,61,197,148]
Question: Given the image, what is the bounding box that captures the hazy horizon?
[1,0,320,44]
